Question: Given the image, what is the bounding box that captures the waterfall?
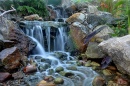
[20,6,98,86]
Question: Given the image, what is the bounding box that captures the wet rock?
[12,71,24,79]
[24,74,43,86]
[0,47,22,70]
[23,65,37,73]
[54,51,68,60]
[38,63,50,72]
[59,71,66,76]
[54,78,64,84]
[99,35,130,76]
[92,76,105,86]
[66,65,77,70]
[0,72,12,82]
[55,66,64,72]
[37,80,56,86]
[44,76,54,82]
[64,72,74,77]
[41,58,51,64]
[47,69,54,75]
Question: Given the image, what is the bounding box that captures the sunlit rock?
[66,13,87,24]
[37,80,56,86]
[24,14,42,21]
[102,69,113,76]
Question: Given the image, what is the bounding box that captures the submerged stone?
[54,77,64,84]
[55,66,64,72]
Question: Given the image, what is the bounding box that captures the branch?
[0,6,16,17]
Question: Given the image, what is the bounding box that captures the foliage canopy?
[0,0,48,17]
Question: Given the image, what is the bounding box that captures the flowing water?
[21,6,98,86]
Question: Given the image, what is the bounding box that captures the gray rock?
[86,42,105,58]
[94,25,114,40]
[99,35,130,75]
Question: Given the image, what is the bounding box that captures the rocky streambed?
[0,51,130,86]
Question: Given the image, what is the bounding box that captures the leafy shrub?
[111,16,128,37]
[0,0,49,17]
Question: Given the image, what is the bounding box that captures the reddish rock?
[23,65,37,73]
[0,72,11,82]
[92,76,105,86]
[0,47,22,70]
[114,76,128,85]
[69,25,87,53]
[0,18,36,56]
[116,78,128,85]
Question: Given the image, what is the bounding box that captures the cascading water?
[21,6,98,86]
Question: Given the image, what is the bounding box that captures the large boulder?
[0,17,36,55]
[69,24,87,53]
[99,35,130,75]
[8,27,36,55]
[0,47,22,70]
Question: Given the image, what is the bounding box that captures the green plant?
[98,0,130,36]
[72,0,92,4]
[111,16,128,37]
[0,0,49,17]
